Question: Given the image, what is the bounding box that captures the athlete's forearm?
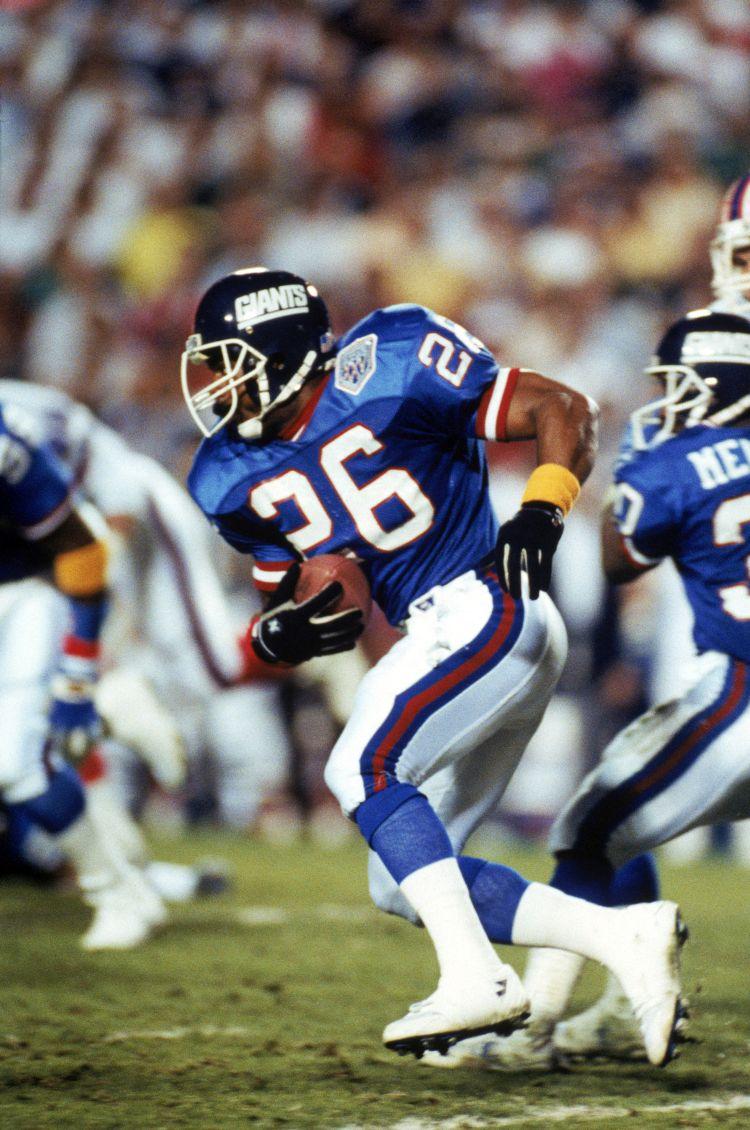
[600,498,652,584]
[504,369,599,486]
[531,391,598,486]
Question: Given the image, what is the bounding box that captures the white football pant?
[550,650,750,865]
[324,568,567,922]
[0,579,67,802]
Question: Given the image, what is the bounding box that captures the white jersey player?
[0,380,291,829]
[0,400,165,949]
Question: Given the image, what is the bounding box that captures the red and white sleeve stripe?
[620,534,662,570]
[252,559,295,593]
[475,367,520,442]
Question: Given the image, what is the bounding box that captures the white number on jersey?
[249,469,333,553]
[249,426,435,554]
[714,493,750,620]
[418,332,473,388]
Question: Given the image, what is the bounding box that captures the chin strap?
[236,350,319,439]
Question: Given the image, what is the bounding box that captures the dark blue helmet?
[181,267,335,439]
[631,309,750,449]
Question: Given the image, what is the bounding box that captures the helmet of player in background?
[710,175,750,304]
[631,310,750,450]
[180,267,335,439]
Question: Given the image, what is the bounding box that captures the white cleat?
[607,901,688,1067]
[81,875,167,951]
[383,965,530,1060]
[420,1021,558,1071]
[553,981,645,1062]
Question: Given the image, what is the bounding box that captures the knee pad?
[322,754,356,815]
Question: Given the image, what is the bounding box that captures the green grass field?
[0,830,748,1129]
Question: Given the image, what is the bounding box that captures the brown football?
[294,554,372,624]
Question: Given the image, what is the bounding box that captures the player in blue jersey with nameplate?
[181,266,688,1064]
[454,305,750,1071]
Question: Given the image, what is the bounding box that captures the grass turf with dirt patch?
[0,831,748,1129]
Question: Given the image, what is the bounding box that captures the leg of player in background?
[59,747,168,951]
[92,683,233,904]
[325,572,685,1065]
[509,651,750,1066]
[549,855,660,1064]
[0,580,166,950]
[207,680,295,835]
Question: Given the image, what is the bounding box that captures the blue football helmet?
[181,267,335,439]
[631,309,750,449]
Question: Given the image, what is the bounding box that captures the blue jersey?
[613,422,750,662]
[0,403,74,584]
[189,305,520,625]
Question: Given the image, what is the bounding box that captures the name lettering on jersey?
[683,331,750,363]
[687,437,750,489]
[335,334,377,395]
[235,284,309,330]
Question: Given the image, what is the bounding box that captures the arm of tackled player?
[39,503,110,760]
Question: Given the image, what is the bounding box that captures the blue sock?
[458,856,529,943]
[611,853,659,904]
[551,850,614,906]
[6,763,84,836]
[5,806,35,862]
[5,809,65,873]
[357,786,453,884]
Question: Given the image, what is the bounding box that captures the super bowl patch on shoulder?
[335,334,377,395]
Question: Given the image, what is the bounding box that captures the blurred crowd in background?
[3,0,750,856]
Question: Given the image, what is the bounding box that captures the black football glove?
[495,502,564,600]
[251,562,364,665]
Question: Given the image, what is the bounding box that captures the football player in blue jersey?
[0,402,165,948]
[445,307,750,1071]
[180,266,688,1065]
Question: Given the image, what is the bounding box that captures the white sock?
[522,947,586,1027]
[57,809,122,894]
[511,882,628,969]
[400,858,503,983]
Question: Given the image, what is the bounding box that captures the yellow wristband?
[54,539,108,597]
[521,463,581,517]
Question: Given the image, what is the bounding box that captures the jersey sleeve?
[612,456,681,568]
[188,439,297,594]
[0,408,74,539]
[404,309,519,440]
[212,510,296,593]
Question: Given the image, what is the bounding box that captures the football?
[294,554,372,624]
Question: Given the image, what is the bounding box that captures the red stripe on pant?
[628,660,747,800]
[371,592,516,792]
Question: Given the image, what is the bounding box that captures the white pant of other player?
[0,580,66,803]
[0,579,165,950]
[550,649,750,864]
